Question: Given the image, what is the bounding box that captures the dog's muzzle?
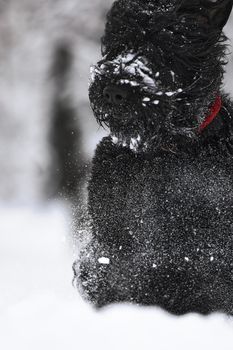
[103,85,129,105]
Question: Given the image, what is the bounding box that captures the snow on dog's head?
[89,0,232,151]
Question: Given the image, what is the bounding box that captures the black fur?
[73,0,233,315]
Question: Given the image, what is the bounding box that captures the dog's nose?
[103,86,128,105]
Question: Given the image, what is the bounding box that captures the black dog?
[73,0,233,315]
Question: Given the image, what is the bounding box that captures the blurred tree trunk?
[50,42,85,197]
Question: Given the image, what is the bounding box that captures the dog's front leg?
[75,137,133,306]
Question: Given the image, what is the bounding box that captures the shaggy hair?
[89,0,232,152]
[74,0,233,315]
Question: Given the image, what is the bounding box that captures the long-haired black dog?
[73,0,233,315]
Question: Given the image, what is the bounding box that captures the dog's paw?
[73,253,112,307]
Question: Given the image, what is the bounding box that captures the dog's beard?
[89,78,165,152]
[109,112,163,153]
[89,51,179,149]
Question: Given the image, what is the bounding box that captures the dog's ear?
[176,0,233,30]
[207,0,233,29]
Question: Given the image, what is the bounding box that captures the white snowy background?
[1,1,233,349]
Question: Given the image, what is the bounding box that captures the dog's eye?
[178,13,209,28]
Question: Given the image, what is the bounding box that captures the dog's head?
[89,0,232,151]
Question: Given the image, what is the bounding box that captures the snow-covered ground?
[1,204,233,350]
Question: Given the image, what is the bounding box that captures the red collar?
[198,95,222,133]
